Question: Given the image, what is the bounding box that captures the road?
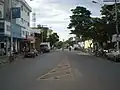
[0,50,120,90]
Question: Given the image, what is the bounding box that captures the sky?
[26,0,102,40]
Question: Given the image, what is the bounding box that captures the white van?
[40,42,51,52]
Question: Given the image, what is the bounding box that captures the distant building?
[31,28,41,50]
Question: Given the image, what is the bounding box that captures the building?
[12,0,32,52]
[0,0,11,56]
[31,28,41,50]
[0,0,32,56]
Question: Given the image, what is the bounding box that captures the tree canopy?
[67,4,120,48]
[35,24,60,46]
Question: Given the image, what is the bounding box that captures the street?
[0,50,120,90]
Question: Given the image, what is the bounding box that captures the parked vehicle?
[24,51,35,58]
[40,42,51,53]
[96,49,107,57]
[33,49,38,56]
[106,50,120,62]
[73,44,79,50]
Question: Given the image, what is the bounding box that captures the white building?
[0,0,32,55]
[12,0,32,38]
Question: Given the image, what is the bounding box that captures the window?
[0,22,4,29]
[22,31,24,35]
[6,25,10,31]
[28,23,29,26]
[21,18,23,23]
[1,43,4,48]
[21,6,23,11]
[0,11,2,18]
[27,12,29,16]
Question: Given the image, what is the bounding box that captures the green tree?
[68,6,92,39]
[37,24,49,42]
[56,41,63,49]
[66,37,74,46]
[100,4,120,39]
[47,33,59,47]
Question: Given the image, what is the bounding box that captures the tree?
[65,37,75,46]
[36,24,49,42]
[100,4,120,39]
[47,33,59,47]
[68,6,92,39]
[56,41,63,49]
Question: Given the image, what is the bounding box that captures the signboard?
[12,7,21,19]
[103,0,119,2]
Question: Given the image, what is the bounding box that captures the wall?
[4,21,11,36]
[84,40,93,49]
[13,0,31,39]
[11,23,21,38]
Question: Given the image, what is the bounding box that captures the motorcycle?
[69,47,71,51]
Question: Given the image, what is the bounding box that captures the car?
[40,42,51,53]
[24,51,35,58]
[40,45,50,53]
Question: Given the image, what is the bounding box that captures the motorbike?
[69,48,71,51]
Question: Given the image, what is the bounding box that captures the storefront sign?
[12,7,21,19]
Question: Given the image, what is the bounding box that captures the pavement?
[0,54,23,66]
[0,50,120,90]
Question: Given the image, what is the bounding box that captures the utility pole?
[115,0,119,52]
[4,0,13,58]
[10,0,13,57]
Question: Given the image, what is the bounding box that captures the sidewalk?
[79,48,95,56]
[0,56,9,65]
[0,54,24,66]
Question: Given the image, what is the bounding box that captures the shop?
[20,36,35,52]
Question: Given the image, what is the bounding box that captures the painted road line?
[37,58,74,81]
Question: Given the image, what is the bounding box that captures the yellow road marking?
[37,58,73,81]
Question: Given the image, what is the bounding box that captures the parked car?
[106,50,120,62]
[24,51,35,58]
[40,44,50,53]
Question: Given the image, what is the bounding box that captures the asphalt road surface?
[0,50,120,90]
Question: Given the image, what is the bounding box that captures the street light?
[92,0,114,15]
[92,0,119,52]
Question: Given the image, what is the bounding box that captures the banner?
[12,7,21,19]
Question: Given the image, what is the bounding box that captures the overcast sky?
[26,0,102,40]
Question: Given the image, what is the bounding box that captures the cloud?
[26,0,101,40]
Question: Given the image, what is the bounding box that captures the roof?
[19,0,32,12]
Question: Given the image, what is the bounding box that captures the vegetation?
[36,24,60,47]
[67,4,120,49]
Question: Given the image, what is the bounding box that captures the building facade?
[0,0,32,56]
[0,0,11,56]
[31,28,41,50]
[12,0,32,52]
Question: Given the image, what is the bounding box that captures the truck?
[40,42,51,53]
